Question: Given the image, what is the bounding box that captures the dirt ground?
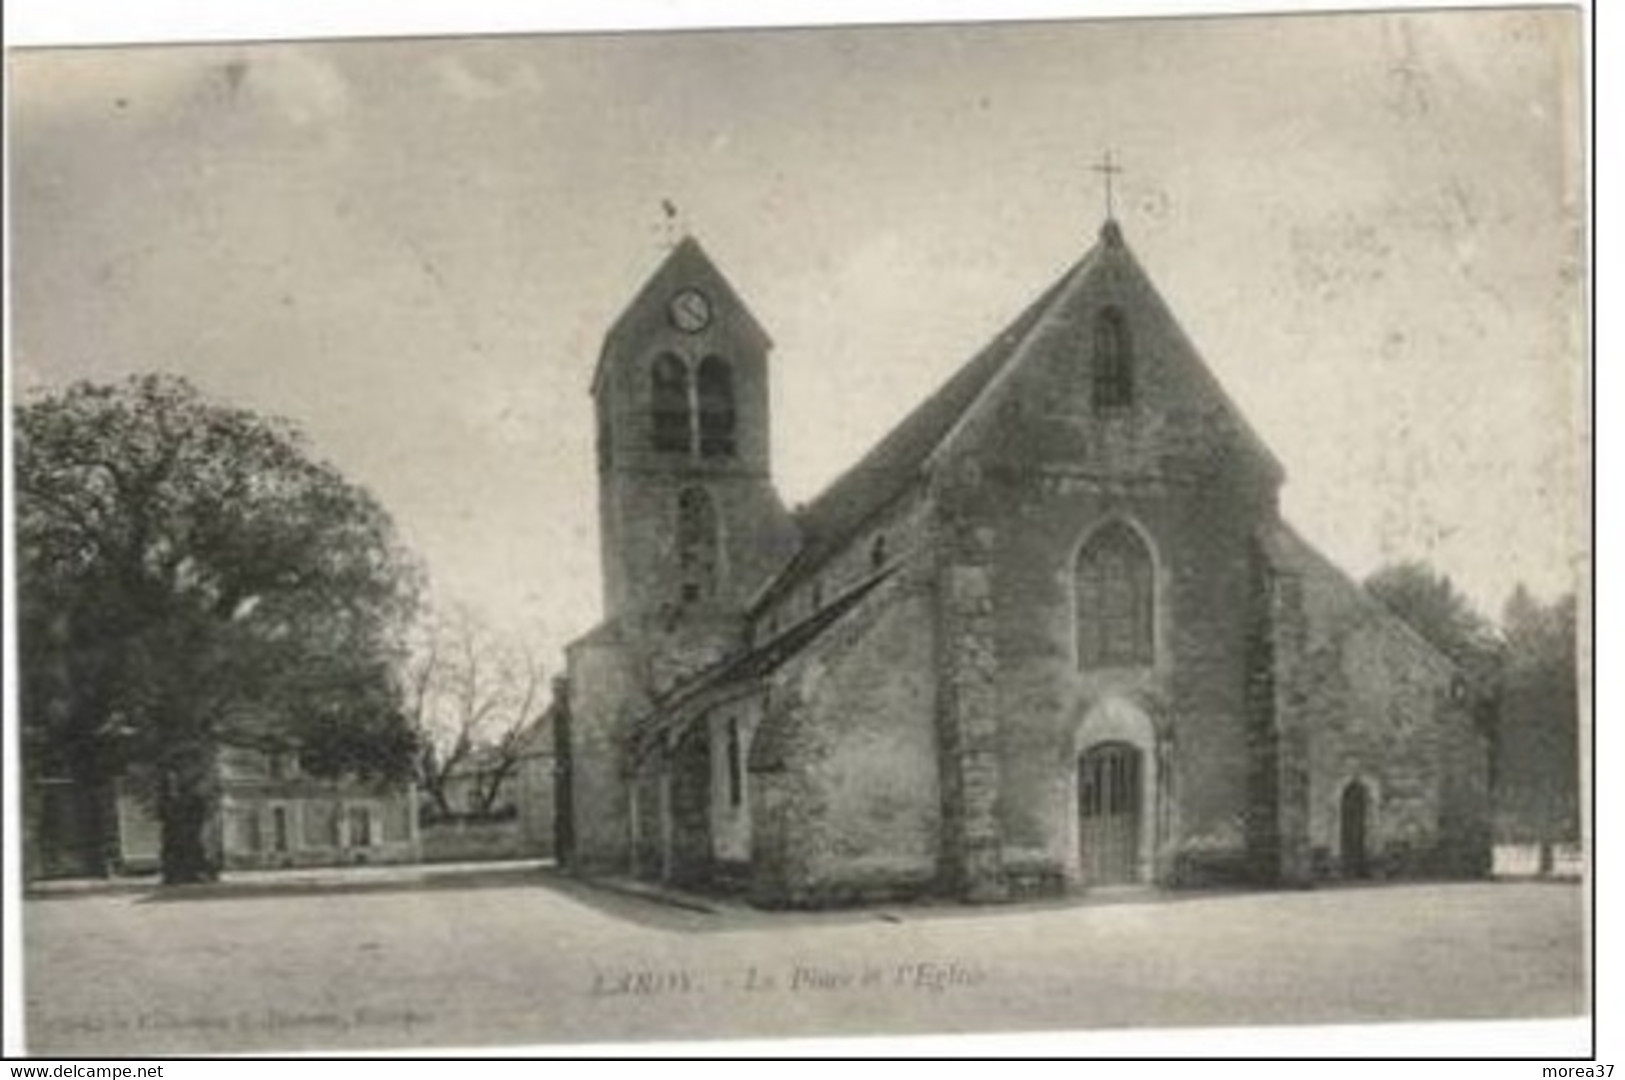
[22,871,1586,1056]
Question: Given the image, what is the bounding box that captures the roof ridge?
[750,243,1101,611]
[1267,520,1457,674]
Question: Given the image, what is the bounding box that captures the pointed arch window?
[697,355,737,459]
[676,487,719,604]
[651,353,692,453]
[1075,522,1155,669]
[1093,307,1134,410]
[726,718,744,809]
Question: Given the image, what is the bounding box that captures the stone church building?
[557,218,1491,907]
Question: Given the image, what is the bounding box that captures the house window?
[697,356,737,458]
[226,805,260,854]
[726,718,743,809]
[304,801,340,848]
[676,487,719,603]
[270,805,290,853]
[1093,307,1134,410]
[1075,521,1155,669]
[651,353,692,453]
[347,805,374,848]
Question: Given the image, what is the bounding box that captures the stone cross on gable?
[1091,150,1124,221]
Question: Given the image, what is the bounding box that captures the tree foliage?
[16,374,421,882]
[1495,585,1580,845]
[1364,561,1502,688]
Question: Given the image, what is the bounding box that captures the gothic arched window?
[1093,307,1134,410]
[676,487,719,604]
[651,353,692,453]
[1075,521,1155,669]
[697,355,737,459]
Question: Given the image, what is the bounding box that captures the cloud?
[223,48,351,127]
[431,55,505,102]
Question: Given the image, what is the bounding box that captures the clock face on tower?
[668,288,712,333]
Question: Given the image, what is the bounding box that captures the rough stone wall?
[629,765,664,881]
[512,752,556,858]
[932,463,1274,891]
[753,493,928,645]
[593,276,795,627]
[1285,544,1490,879]
[667,730,713,887]
[562,629,643,875]
[926,232,1283,894]
[929,488,1008,900]
[746,567,941,906]
[706,700,760,875]
[1263,567,1313,885]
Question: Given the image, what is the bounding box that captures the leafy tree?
[404,607,545,820]
[1364,561,1503,691]
[16,374,420,883]
[1496,586,1580,857]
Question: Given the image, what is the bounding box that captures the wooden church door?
[1078,742,1142,885]
[1340,781,1370,879]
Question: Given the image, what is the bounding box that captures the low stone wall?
[1493,842,1584,879]
[419,818,529,863]
[221,842,419,871]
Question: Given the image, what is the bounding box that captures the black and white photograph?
[5,2,1591,1059]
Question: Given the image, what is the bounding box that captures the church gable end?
[928,222,1283,491]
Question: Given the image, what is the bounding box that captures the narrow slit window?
[1093,307,1134,410]
[726,718,743,809]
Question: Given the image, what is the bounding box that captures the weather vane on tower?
[658,198,684,249]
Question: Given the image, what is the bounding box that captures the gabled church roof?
[748,247,1095,614]
[1260,521,1459,679]
[591,235,772,396]
[631,568,897,761]
[754,220,1283,612]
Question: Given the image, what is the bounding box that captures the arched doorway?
[1078,741,1144,885]
[1339,780,1370,879]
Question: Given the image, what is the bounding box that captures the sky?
[8,7,1586,677]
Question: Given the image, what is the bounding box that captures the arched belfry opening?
[652,353,692,453]
[697,355,737,459]
[1075,520,1156,670]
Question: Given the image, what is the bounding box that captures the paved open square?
[22,872,1585,1055]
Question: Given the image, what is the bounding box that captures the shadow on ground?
[527,867,1554,935]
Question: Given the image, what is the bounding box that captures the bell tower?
[591,236,795,681]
